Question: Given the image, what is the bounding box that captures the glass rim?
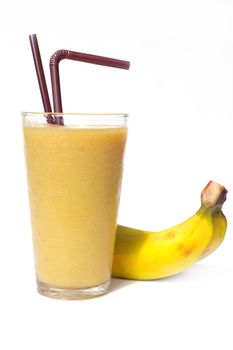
[22,112,128,128]
[21,112,128,117]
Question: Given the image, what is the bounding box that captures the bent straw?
[50,50,130,124]
[29,34,54,124]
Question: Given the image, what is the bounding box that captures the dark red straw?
[50,50,130,124]
[29,34,54,124]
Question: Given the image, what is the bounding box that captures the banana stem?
[201,181,227,210]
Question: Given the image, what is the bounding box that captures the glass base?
[37,280,110,300]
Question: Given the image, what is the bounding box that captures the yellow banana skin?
[200,210,227,259]
[112,181,227,280]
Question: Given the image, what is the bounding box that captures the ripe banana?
[112,181,227,280]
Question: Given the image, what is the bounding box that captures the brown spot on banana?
[164,231,176,239]
[178,243,197,257]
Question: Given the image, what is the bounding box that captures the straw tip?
[29,33,37,39]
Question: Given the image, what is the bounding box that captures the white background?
[0,0,232,349]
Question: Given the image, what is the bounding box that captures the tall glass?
[23,112,128,299]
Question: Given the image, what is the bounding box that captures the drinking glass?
[23,112,128,299]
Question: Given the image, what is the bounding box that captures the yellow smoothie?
[24,125,127,289]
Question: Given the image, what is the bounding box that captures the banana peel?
[112,181,227,280]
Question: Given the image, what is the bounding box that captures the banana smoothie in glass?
[23,112,127,299]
